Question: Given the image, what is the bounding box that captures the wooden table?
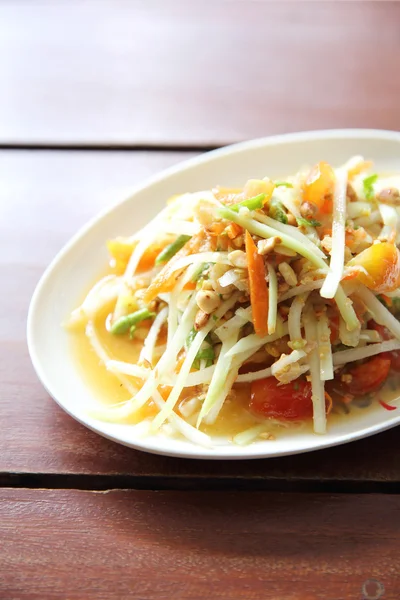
[1,2,399,599]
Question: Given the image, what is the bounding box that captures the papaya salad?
[68,156,400,447]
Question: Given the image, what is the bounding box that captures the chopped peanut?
[228,250,247,268]
[300,201,318,219]
[278,262,298,287]
[257,236,281,256]
[346,183,357,202]
[377,188,400,205]
[194,309,209,330]
[232,234,245,248]
[196,290,221,314]
[321,235,333,254]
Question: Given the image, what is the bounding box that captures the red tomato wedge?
[369,320,400,371]
[390,351,400,372]
[329,314,340,343]
[250,377,313,420]
[368,320,392,341]
[345,356,391,396]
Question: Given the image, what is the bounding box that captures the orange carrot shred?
[245,230,269,337]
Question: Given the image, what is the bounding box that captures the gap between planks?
[0,472,399,494]
[0,142,219,152]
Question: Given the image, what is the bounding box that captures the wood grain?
[1,149,400,487]
[1,1,399,147]
[1,489,399,600]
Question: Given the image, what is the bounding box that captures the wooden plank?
[1,489,399,599]
[1,148,400,487]
[0,1,399,147]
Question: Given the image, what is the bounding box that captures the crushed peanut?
[209,263,234,294]
[228,250,247,268]
[232,234,245,248]
[346,183,358,202]
[300,201,318,219]
[196,289,221,314]
[377,187,400,205]
[257,236,281,256]
[321,235,333,254]
[278,262,298,287]
[194,309,209,330]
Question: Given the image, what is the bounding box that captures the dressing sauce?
[70,273,400,441]
[70,299,261,437]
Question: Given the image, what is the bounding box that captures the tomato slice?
[368,320,400,371]
[329,314,340,343]
[250,377,313,420]
[368,320,391,341]
[345,356,391,396]
[390,350,400,372]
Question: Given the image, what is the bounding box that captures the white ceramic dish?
[28,129,400,459]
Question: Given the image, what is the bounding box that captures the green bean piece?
[191,262,211,282]
[230,193,266,212]
[269,198,288,224]
[363,174,378,200]
[155,234,191,265]
[193,346,215,370]
[296,217,321,228]
[110,308,156,335]
[185,327,197,349]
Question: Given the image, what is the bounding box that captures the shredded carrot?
[381,294,392,307]
[143,233,203,303]
[245,230,269,336]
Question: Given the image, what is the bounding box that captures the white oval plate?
[28,129,400,459]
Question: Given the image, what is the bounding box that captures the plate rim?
[27,128,400,460]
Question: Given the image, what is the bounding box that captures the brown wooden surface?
[1,489,399,599]
[1,149,400,489]
[2,3,400,598]
[1,1,399,147]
